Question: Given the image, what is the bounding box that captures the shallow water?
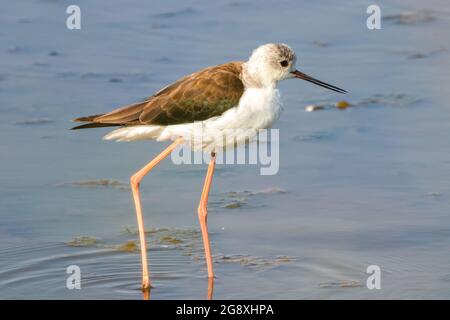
[1,0,450,299]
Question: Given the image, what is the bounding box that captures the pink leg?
[130,139,181,290]
[207,277,214,300]
[198,152,216,279]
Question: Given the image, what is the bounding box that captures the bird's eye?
[280,60,289,67]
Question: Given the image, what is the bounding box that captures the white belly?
[103,87,282,152]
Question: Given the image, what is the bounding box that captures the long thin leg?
[207,277,214,300]
[198,152,216,279]
[130,139,181,290]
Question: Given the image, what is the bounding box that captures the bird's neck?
[241,62,277,89]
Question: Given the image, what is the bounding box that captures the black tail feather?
[71,122,121,130]
[72,114,105,123]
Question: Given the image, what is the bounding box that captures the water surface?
[1,0,450,299]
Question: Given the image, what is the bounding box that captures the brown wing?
[72,62,244,129]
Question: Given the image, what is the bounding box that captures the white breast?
[104,87,282,152]
[208,87,282,131]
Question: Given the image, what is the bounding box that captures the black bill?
[291,70,347,94]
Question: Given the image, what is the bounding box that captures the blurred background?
[0,0,449,299]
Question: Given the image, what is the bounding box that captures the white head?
[244,43,297,87]
[243,43,347,94]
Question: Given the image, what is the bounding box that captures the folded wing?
[72,62,244,129]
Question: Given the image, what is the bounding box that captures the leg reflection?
[142,287,151,300]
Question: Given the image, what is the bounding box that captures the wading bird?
[72,43,346,291]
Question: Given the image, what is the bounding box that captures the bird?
[72,43,346,291]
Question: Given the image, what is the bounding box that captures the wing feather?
[72,62,244,129]
[139,62,244,125]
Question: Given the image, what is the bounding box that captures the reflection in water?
[142,288,151,300]
[140,277,213,300]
